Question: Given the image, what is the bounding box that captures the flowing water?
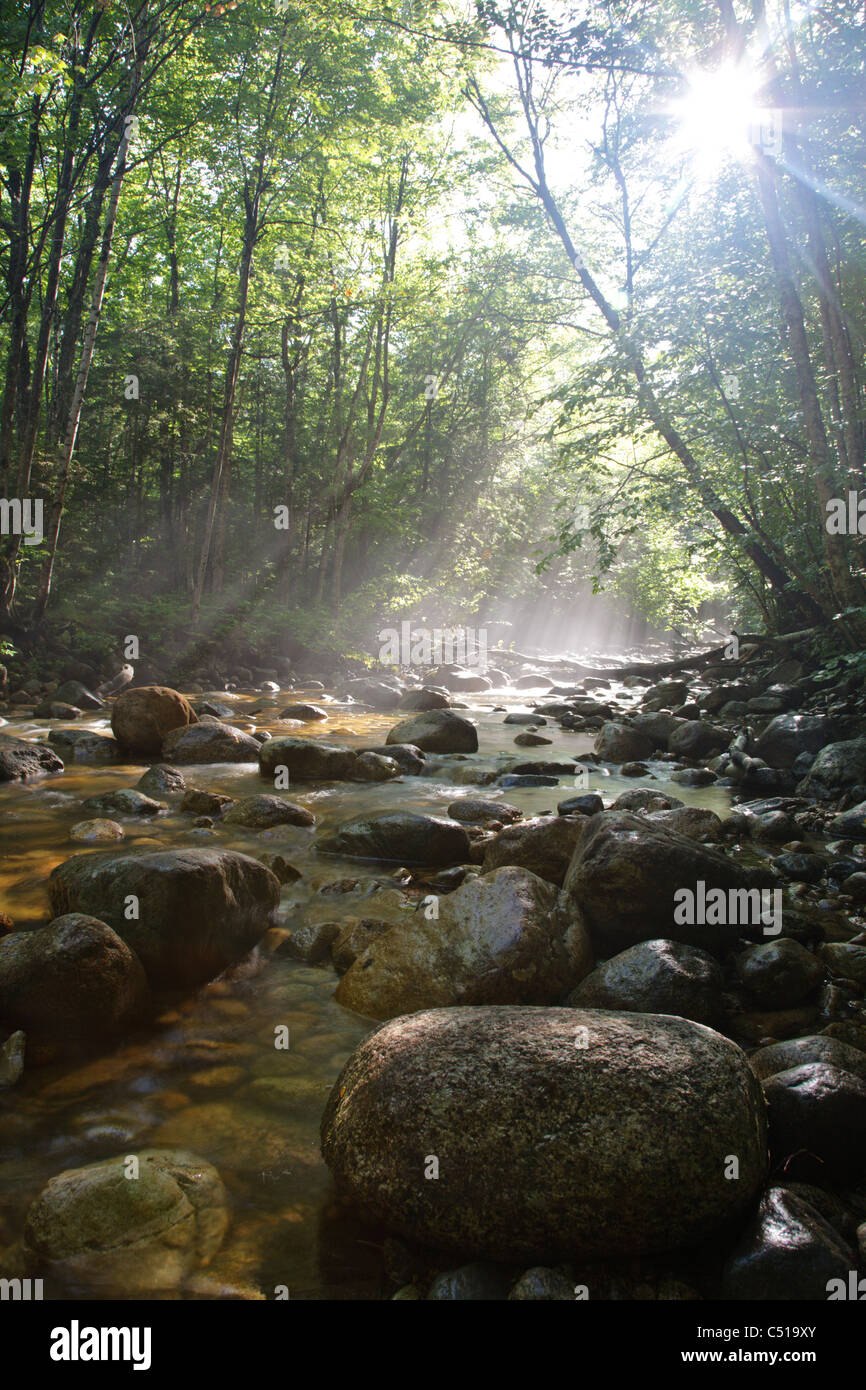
[0,682,736,1299]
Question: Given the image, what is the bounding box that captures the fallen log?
[487,628,818,681]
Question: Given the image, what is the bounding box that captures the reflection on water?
[0,684,736,1298]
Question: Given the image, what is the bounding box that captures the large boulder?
[339,678,403,710]
[397,688,450,711]
[567,939,724,1027]
[561,811,774,957]
[321,1006,768,1260]
[316,812,470,866]
[629,712,688,750]
[481,815,586,886]
[222,795,314,829]
[111,686,198,756]
[48,848,280,989]
[754,714,836,770]
[797,737,866,799]
[23,1149,227,1294]
[334,867,589,1019]
[0,914,149,1058]
[259,737,358,782]
[763,1062,866,1180]
[668,720,729,760]
[161,720,261,764]
[593,722,654,763]
[386,709,478,754]
[0,734,63,781]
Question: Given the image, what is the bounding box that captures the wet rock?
[334,867,588,1019]
[426,1263,511,1300]
[278,920,341,966]
[81,788,166,817]
[749,1034,866,1085]
[48,849,280,989]
[0,734,63,781]
[353,751,401,781]
[280,702,328,721]
[361,743,425,775]
[340,678,404,710]
[514,731,552,747]
[23,1149,228,1294]
[386,709,478,754]
[47,729,119,764]
[321,1006,768,1260]
[316,812,470,866]
[397,688,450,712]
[561,811,772,957]
[828,801,866,839]
[70,819,125,843]
[481,814,586,886]
[722,1187,853,1300]
[567,939,724,1027]
[136,764,186,797]
[840,871,866,900]
[34,700,81,719]
[162,721,261,764]
[259,736,357,781]
[499,774,559,788]
[331,919,391,974]
[669,767,716,787]
[645,807,723,841]
[754,714,836,769]
[594,722,654,763]
[0,915,149,1056]
[735,940,824,1007]
[179,789,235,816]
[223,795,315,829]
[558,792,604,816]
[629,712,687,750]
[448,798,523,825]
[668,721,729,760]
[644,679,689,706]
[111,686,198,756]
[610,789,683,812]
[798,737,866,800]
[504,712,545,725]
[763,1062,866,1179]
[818,942,866,986]
[772,852,826,882]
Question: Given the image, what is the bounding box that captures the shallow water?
[0,682,737,1299]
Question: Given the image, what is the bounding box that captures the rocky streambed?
[1,651,866,1300]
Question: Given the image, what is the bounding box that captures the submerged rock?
[47,729,119,764]
[48,848,280,989]
[321,1006,768,1260]
[0,734,63,781]
[334,866,589,1019]
[81,788,166,817]
[24,1149,228,1294]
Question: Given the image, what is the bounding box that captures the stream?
[0,678,739,1299]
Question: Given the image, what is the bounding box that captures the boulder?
[629,712,688,750]
[0,734,63,781]
[335,868,590,1019]
[447,798,523,825]
[136,764,186,797]
[321,1006,768,1259]
[259,737,358,782]
[567,939,724,1026]
[754,714,836,770]
[54,680,103,710]
[386,709,478,754]
[668,721,729,760]
[798,737,866,799]
[111,686,198,756]
[48,848,280,989]
[645,807,723,841]
[481,815,586,886]
[360,743,425,775]
[722,1187,853,1300]
[316,812,470,866]
[763,1062,866,1179]
[734,939,824,1007]
[23,1149,227,1294]
[593,722,654,763]
[749,1034,866,1085]
[0,914,149,1056]
[279,702,328,721]
[47,730,119,764]
[81,789,166,817]
[561,811,774,957]
[340,679,404,710]
[222,795,315,829]
[397,688,450,711]
[162,721,261,764]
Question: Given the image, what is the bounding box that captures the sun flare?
[670,61,774,172]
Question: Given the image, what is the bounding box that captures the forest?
[0,0,865,1333]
